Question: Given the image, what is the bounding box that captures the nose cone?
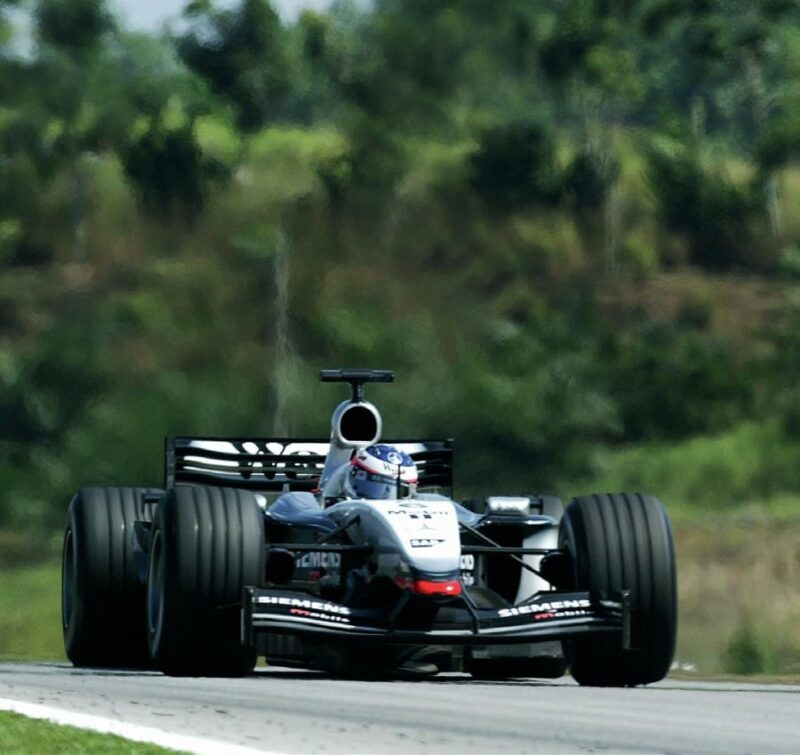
[367,499,462,575]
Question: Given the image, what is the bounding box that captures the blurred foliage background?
[2,0,800,674]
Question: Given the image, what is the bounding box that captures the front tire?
[147,485,264,676]
[62,486,162,667]
[560,492,677,686]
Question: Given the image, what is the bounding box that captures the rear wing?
[165,437,454,496]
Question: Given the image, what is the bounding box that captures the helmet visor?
[350,469,416,499]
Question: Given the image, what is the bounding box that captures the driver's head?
[347,444,418,500]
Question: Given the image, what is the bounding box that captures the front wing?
[242,588,630,647]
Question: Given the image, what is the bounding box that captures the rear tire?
[62,486,162,667]
[560,493,677,686]
[147,485,264,676]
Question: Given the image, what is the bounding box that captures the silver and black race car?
[62,369,677,684]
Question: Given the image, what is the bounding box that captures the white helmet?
[346,444,418,500]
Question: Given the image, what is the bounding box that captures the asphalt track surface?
[1,662,799,754]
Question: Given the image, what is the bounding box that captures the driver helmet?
[346,444,418,500]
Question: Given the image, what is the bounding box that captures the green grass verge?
[581,419,800,521]
[0,562,64,661]
[674,519,800,677]
[0,711,177,754]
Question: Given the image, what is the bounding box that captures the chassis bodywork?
[138,371,629,674]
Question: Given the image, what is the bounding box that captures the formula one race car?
[62,369,677,685]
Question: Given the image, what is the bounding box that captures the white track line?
[0,698,279,755]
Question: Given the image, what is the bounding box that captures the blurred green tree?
[641,0,800,252]
[469,121,562,212]
[35,0,113,52]
[176,0,291,132]
[123,123,224,217]
[644,136,759,270]
[538,0,647,269]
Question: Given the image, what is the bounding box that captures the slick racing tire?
[147,485,264,676]
[559,493,677,686]
[62,486,162,668]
